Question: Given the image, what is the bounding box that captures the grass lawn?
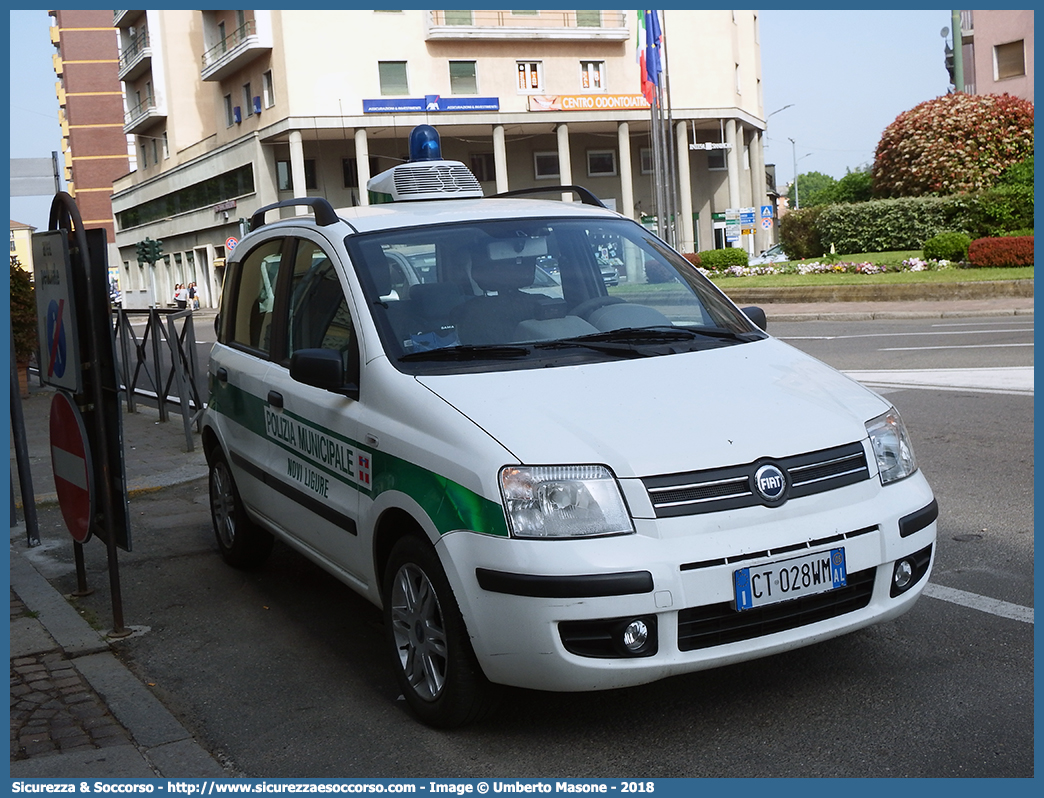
[705,250,1033,289]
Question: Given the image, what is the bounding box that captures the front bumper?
[437,471,937,692]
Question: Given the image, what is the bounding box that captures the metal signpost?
[32,192,132,636]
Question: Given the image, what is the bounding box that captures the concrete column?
[617,121,634,219]
[725,119,741,213]
[289,129,307,214]
[749,129,769,255]
[675,120,695,254]
[557,123,572,201]
[493,125,508,194]
[354,128,370,206]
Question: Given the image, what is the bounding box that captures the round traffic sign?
[761,218,773,230]
[49,390,94,544]
[226,236,239,252]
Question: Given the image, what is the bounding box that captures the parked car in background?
[749,243,788,266]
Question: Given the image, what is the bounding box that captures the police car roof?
[331,196,623,235]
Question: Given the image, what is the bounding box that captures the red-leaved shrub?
[967,236,1034,268]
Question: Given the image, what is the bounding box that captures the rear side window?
[228,240,284,354]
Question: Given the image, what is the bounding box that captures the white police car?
[202,125,937,727]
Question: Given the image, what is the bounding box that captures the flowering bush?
[967,236,1034,268]
[873,93,1034,198]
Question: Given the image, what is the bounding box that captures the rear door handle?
[268,390,284,409]
[216,367,228,383]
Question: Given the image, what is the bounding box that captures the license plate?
[734,548,847,611]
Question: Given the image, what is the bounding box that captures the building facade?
[955,9,1034,100]
[109,10,771,310]
[49,10,130,254]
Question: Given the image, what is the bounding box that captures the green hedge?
[783,189,1034,256]
[697,247,748,271]
[923,232,971,262]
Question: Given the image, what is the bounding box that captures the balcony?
[425,10,629,41]
[123,93,165,134]
[118,27,151,82]
[201,18,272,82]
[113,10,145,29]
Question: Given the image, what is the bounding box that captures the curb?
[10,534,228,778]
[721,278,1034,305]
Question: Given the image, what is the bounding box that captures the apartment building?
[110,9,769,310]
[49,10,130,253]
[954,9,1034,101]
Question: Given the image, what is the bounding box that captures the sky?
[7,8,955,231]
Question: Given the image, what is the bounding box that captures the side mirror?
[741,306,767,331]
[290,348,359,400]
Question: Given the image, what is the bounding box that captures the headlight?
[499,465,634,539]
[866,408,917,484]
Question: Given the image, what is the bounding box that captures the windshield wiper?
[398,344,532,362]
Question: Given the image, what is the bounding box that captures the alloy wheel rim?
[390,563,448,701]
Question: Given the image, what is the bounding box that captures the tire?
[383,535,500,728]
[208,452,274,569]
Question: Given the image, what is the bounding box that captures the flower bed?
[703,257,956,279]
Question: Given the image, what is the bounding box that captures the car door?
[260,235,366,583]
[210,236,286,515]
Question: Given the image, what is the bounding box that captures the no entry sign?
[49,390,94,544]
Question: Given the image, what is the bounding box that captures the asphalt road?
[36,315,1033,778]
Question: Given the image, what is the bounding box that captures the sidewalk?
[7,293,1033,778]
[10,386,223,777]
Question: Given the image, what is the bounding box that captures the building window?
[735,63,741,94]
[444,10,473,25]
[995,40,1026,80]
[224,94,234,127]
[379,61,409,95]
[708,149,726,170]
[277,159,318,192]
[139,137,148,168]
[243,82,253,116]
[470,153,496,182]
[517,61,542,93]
[162,131,169,159]
[580,60,604,90]
[449,61,477,94]
[151,138,159,164]
[262,70,275,108]
[640,148,654,175]
[576,10,601,27]
[587,150,617,178]
[342,156,380,188]
[533,151,560,180]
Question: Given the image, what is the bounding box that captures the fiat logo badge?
[753,463,788,504]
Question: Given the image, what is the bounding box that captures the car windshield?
[346,216,764,373]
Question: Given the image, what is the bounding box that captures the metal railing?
[428,10,625,29]
[124,93,155,127]
[118,27,149,71]
[201,19,256,71]
[112,308,206,452]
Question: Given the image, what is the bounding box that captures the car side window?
[229,239,284,354]
[288,240,356,371]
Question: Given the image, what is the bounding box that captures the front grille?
[676,567,876,651]
[643,441,870,518]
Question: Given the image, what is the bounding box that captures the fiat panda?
[202,125,937,727]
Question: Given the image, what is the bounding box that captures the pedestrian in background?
[174,283,188,309]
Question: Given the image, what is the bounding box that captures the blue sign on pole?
[761,205,773,218]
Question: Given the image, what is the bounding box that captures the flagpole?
[661,11,679,250]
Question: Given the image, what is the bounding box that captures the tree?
[787,171,837,209]
[833,168,874,204]
[872,93,1034,198]
[10,255,37,363]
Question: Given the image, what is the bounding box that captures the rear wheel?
[209,453,273,569]
[383,535,499,728]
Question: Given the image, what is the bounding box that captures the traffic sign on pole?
[50,390,94,544]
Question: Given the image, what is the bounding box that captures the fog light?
[893,558,914,590]
[622,619,649,652]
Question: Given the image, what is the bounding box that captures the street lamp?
[788,138,812,209]
[767,103,794,121]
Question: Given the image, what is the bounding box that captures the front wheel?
[209,452,273,569]
[383,535,500,728]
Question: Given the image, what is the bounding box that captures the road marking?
[844,367,1033,395]
[783,327,1032,341]
[879,343,1033,351]
[923,583,1034,624]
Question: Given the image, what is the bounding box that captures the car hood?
[415,338,888,478]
